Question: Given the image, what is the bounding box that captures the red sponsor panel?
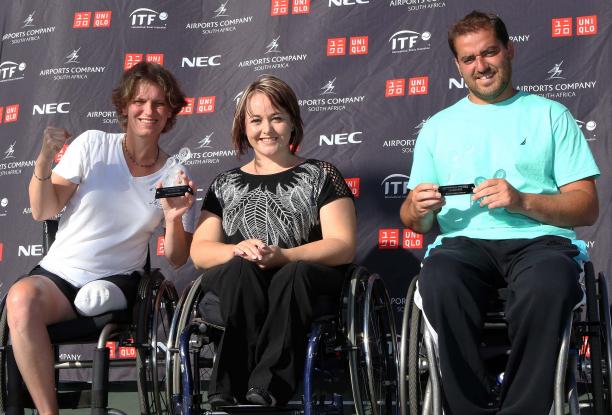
[378,229,399,250]
[349,36,368,55]
[157,236,165,256]
[345,177,360,198]
[327,38,346,56]
[4,104,19,123]
[179,97,195,115]
[552,17,572,37]
[118,344,136,359]
[292,0,310,14]
[271,0,290,16]
[93,11,112,28]
[179,97,195,116]
[106,341,116,359]
[0,242,4,262]
[146,54,164,65]
[402,229,423,250]
[385,79,405,97]
[124,53,143,70]
[196,96,216,114]
[0,107,3,124]
[54,143,69,164]
[73,12,91,28]
[408,76,428,95]
[576,15,597,36]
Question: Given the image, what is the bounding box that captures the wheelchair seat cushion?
[47,310,132,344]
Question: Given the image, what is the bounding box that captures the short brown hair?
[232,75,304,156]
[448,11,510,58]
[111,62,187,133]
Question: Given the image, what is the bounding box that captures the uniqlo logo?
[118,344,136,359]
[124,53,143,70]
[179,97,195,115]
[576,15,597,36]
[271,0,289,16]
[0,107,3,125]
[327,38,346,56]
[93,11,112,28]
[552,17,572,37]
[54,143,69,164]
[0,242,4,262]
[345,177,360,198]
[4,104,19,123]
[385,79,405,97]
[378,229,399,250]
[157,236,165,256]
[196,96,216,114]
[350,36,368,55]
[402,229,423,250]
[106,341,117,359]
[73,12,91,28]
[146,54,164,65]
[408,76,428,95]
[292,0,310,14]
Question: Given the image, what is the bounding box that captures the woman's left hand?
[159,171,195,222]
[257,245,289,269]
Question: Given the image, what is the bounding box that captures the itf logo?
[129,8,168,29]
[271,0,311,16]
[0,104,20,124]
[124,53,164,70]
[552,16,597,37]
[73,11,112,28]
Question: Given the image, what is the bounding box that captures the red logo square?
[106,341,117,359]
[408,76,429,95]
[156,236,165,256]
[552,17,572,37]
[378,229,399,250]
[345,177,360,198]
[349,36,368,55]
[385,79,405,97]
[124,53,143,70]
[4,104,19,123]
[271,0,290,16]
[93,11,112,28]
[73,12,91,28]
[0,242,4,262]
[402,229,423,250]
[327,38,346,56]
[0,107,4,125]
[179,97,195,116]
[196,96,216,113]
[118,344,136,359]
[54,143,69,164]
[146,54,164,65]
[576,15,597,36]
[292,0,310,14]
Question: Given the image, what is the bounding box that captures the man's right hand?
[400,183,444,233]
[40,127,71,161]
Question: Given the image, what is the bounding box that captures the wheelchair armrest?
[43,219,59,255]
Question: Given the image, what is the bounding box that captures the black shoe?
[246,387,277,407]
[209,393,238,408]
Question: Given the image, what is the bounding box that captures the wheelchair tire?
[597,271,612,414]
[0,298,8,413]
[136,271,177,415]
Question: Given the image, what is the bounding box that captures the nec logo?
[18,244,44,257]
[319,132,362,145]
[552,16,597,37]
[124,53,164,70]
[179,96,216,115]
[271,0,310,16]
[329,0,369,5]
[385,76,429,97]
[327,36,368,56]
[345,177,360,198]
[448,77,466,89]
[0,104,20,124]
[181,56,221,68]
[73,11,112,28]
[33,102,70,115]
[130,8,168,27]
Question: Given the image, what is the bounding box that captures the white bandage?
[73,280,128,317]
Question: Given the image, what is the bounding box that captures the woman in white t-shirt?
[5,62,197,415]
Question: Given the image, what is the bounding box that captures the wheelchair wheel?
[347,268,399,415]
[136,271,177,415]
[0,299,8,413]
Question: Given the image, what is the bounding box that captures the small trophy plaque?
[155,148,193,199]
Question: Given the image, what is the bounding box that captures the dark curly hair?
[448,11,510,58]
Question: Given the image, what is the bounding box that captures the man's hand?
[472,179,523,212]
[408,183,445,217]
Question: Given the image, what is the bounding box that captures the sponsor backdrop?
[0,0,610,380]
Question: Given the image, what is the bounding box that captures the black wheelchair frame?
[0,220,177,415]
[398,261,612,415]
[165,264,400,415]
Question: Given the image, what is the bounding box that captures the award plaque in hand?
[155,148,193,199]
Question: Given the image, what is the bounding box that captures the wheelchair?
[0,220,178,414]
[165,264,400,415]
[398,261,612,415]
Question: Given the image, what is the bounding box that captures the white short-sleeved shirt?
[39,130,197,287]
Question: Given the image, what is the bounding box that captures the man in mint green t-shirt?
[400,11,599,415]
